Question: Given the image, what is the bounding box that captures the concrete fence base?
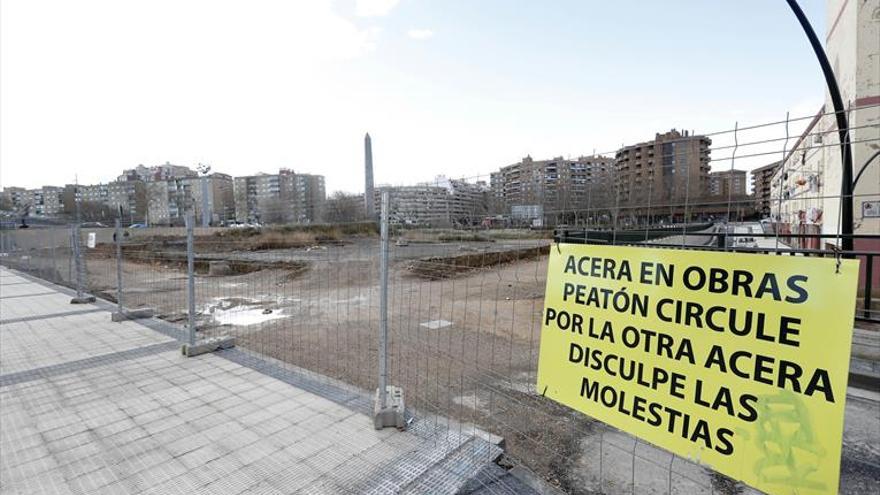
[111,308,156,322]
[181,336,236,357]
[373,385,406,430]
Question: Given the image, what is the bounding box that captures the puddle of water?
[203,297,288,326]
[210,297,260,309]
[330,295,367,305]
[420,319,453,330]
[213,306,287,326]
[255,294,303,304]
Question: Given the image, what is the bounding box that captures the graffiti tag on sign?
[536,244,859,495]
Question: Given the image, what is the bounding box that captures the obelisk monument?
[364,133,375,217]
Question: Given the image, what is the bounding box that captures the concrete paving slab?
[0,274,96,305]
[0,311,175,375]
[0,267,498,494]
[0,281,64,298]
[0,274,31,287]
[1,290,99,321]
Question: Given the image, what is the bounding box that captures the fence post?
[180,211,234,357]
[51,233,57,283]
[186,211,196,346]
[373,191,405,429]
[379,191,390,408]
[115,218,123,312]
[70,223,95,304]
[864,255,874,319]
[73,226,82,296]
[599,430,604,491]
[110,219,153,322]
[68,229,73,285]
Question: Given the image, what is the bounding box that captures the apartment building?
[373,185,451,226]
[68,183,107,205]
[107,181,147,221]
[708,170,747,197]
[60,183,109,220]
[0,187,28,212]
[490,155,614,218]
[290,173,326,224]
[118,162,198,182]
[146,173,234,226]
[751,161,780,217]
[207,173,236,224]
[615,130,711,210]
[146,181,179,225]
[234,169,326,224]
[0,186,65,216]
[375,176,488,226]
[435,176,488,224]
[61,181,148,222]
[30,187,64,216]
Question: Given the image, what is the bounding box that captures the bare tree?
[62,200,112,223]
[258,198,288,225]
[322,191,364,223]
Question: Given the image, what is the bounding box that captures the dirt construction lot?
[76,238,595,485]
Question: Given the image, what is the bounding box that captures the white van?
[734,236,758,248]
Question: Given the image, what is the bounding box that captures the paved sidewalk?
[0,268,500,494]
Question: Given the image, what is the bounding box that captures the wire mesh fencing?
[0,106,877,494]
[0,226,76,288]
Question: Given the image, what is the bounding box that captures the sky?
[1,0,828,194]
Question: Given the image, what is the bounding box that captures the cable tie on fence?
[832,245,842,274]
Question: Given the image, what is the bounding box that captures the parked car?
[734,236,758,248]
[129,223,147,228]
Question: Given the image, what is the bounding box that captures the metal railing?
[556,227,880,324]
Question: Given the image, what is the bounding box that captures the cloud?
[355,0,400,17]
[407,28,434,40]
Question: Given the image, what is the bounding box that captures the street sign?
[537,243,859,495]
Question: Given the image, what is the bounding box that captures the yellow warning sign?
[536,243,859,495]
